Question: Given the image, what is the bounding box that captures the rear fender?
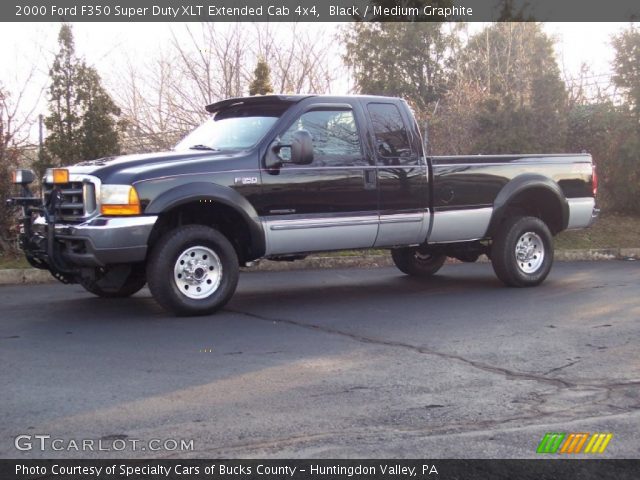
[488,174,569,236]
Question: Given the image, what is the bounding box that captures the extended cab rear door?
[364,100,430,247]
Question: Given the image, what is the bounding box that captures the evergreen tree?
[342,23,449,117]
[249,59,274,96]
[460,23,567,154]
[42,24,81,167]
[76,65,122,160]
[608,25,640,212]
[562,26,640,213]
[612,25,640,122]
[42,24,121,168]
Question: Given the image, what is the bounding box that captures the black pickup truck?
[9,94,598,315]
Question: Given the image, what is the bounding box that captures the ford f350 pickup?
[9,95,598,315]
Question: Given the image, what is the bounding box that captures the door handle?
[364,169,377,190]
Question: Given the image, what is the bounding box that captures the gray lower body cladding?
[260,197,597,255]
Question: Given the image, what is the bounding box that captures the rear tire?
[491,216,554,287]
[391,247,446,278]
[147,225,239,316]
[79,264,146,298]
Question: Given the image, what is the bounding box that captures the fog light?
[11,169,36,185]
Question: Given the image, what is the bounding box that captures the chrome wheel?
[515,231,544,274]
[148,225,239,315]
[492,216,554,288]
[173,246,222,299]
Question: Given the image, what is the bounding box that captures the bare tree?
[252,24,335,94]
[563,63,616,108]
[169,23,248,127]
[114,23,250,151]
[169,23,336,107]
[112,23,340,153]
[0,69,43,253]
[0,71,41,154]
[114,52,186,152]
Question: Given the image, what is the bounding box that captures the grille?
[43,180,97,223]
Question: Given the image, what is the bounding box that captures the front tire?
[391,247,447,278]
[147,225,239,316]
[491,216,554,287]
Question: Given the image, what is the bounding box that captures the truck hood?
[66,150,253,184]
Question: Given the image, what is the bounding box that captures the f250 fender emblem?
[234,176,258,185]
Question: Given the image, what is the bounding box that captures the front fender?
[144,182,265,257]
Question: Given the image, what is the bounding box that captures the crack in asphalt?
[219,307,639,456]
[543,360,580,375]
[228,308,577,388]
[227,309,640,393]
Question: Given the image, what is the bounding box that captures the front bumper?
[32,215,157,267]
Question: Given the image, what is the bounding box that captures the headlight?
[100,185,141,215]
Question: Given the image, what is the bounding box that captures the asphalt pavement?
[1,261,639,458]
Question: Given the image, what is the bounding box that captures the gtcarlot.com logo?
[536,432,613,454]
[14,434,194,452]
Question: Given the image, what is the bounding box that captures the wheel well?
[148,200,255,263]
[495,187,565,235]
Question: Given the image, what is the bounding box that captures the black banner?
[2,460,640,480]
[5,0,640,22]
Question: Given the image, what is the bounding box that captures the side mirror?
[265,129,314,170]
[290,130,314,165]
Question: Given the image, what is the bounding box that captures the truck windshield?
[174,105,285,151]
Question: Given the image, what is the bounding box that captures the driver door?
[257,103,379,256]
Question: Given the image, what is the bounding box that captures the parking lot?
[1,261,639,458]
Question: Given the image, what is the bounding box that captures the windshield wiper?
[189,144,220,151]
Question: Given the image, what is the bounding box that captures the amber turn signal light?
[52,169,69,184]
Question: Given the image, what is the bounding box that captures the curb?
[0,268,58,285]
[1,248,638,286]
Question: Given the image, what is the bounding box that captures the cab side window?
[367,103,414,165]
[281,109,366,167]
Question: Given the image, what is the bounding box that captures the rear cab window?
[367,103,415,165]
